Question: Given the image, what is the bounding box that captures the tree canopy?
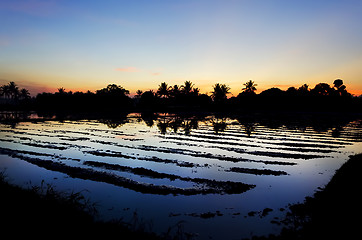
[0,78,359,113]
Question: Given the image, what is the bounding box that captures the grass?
[0,172,163,239]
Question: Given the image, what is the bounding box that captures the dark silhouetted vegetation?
[0,79,361,113]
[0,81,31,110]
[0,171,163,239]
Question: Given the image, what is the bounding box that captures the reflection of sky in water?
[0,114,361,239]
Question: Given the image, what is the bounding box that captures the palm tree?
[157,82,171,98]
[135,90,143,98]
[19,88,30,100]
[181,81,194,95]
[211,83,230,102]
[191,87,200,96]
[242,80,257,94]
[0,82,19,99]
[8,82,19,99]
[0,85,10,98]
[57,87,66,94]
[170,85,180,98]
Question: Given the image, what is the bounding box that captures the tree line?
[0,79,360,112]
[0,82,30,100]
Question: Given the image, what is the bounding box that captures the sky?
[1,0,362,96]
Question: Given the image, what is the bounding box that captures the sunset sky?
[1,0,361,96]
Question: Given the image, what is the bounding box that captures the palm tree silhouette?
[242,80,257,94]
[211,83,230,102]
[19,88,30,100]
[181,81,194,95]
[8,82,19,99]
[57,87,66,94]
[170,85,180,98]
[157,82,171,98]
[135,90,143,98]
[0,85,11,99]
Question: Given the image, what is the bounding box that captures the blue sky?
[1,0,361,95]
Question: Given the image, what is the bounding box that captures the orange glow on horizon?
[41,83,362,98]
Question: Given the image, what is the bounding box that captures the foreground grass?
[249,153,362,240]
[0,175,163,239]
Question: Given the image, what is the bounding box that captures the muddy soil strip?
[85,150,199,168]
[226,167,288,176]
[0,138,73,151]
[0,148,254,195]
[84,160,258,188]
[0,146,55,157]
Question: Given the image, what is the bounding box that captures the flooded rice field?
[0,112,361,239]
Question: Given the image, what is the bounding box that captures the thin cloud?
[115,67,139,72]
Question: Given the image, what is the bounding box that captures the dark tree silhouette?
[286,87,298,96]
[170,85,181,98]
[333,79,349,97]
[0,84,11,99]
[135,90,143,98]
[312,83,333,96]
[1,79,359,113]
[298,84,310,96]
[19,89,30,100]
[96,84,129,96]
[8,82,19,99]
[211,83,230,103]
[242,80,257,95]
[139,90,157,109]
[0,82,20,99]
[260,87,285,97]
[157,82,171,98]
[57,87,66,95]
[181,81,194,95]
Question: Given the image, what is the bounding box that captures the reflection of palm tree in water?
[210,117,227,134]
[157,113,169,134]
[244,123,256,137]
[0,111,31,128]
[141,112,157,127]
[332,126,343,138]
[157,115,201,135]
[182,118,199,135]
[99,118,127,129]
[169,116,183,133]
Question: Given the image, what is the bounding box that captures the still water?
[0,112,361,239]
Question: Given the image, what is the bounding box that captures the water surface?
[0,112,361,239]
